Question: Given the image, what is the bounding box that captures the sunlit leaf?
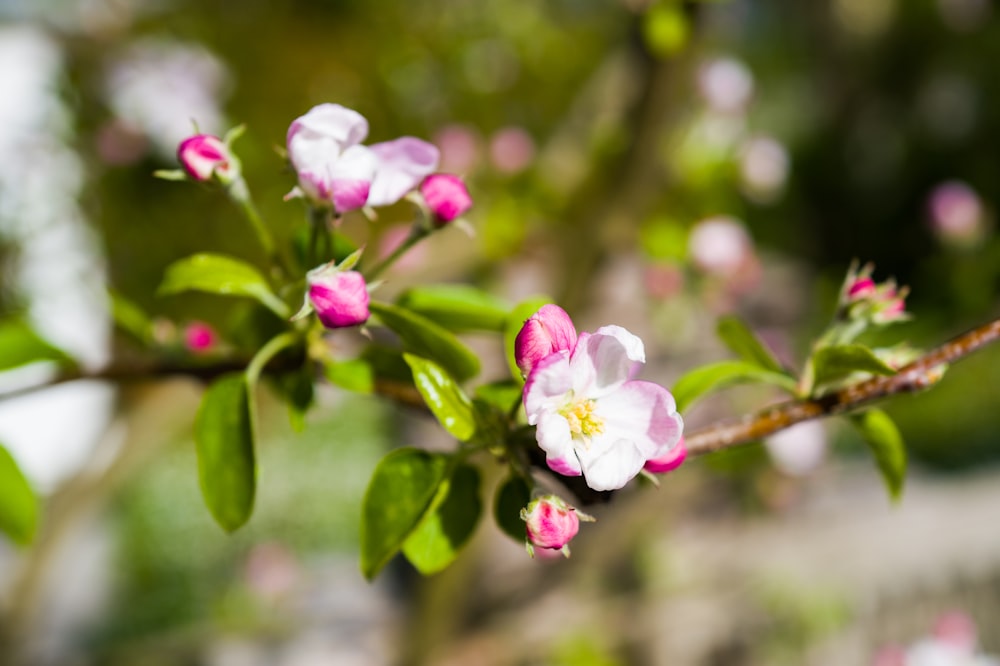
[159,253,289,318]
[474,380,523,416]
[403,354,476,441]
[368,301,480,382]
[494,475,531,543]
[716,315,785,373]
[360,448,449,580]
[504,296,555,383]
[850,408,906,501]
[195,373,256,532]
[811,344,896,390]
[672,360,799,413]
[0,443,38,545]
[0,320,74,372]
[323,357,375,394]
[397,285,509,333]
[108,290,153,344]
[402,463,482,575]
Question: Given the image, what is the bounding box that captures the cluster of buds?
[840,263,909,325]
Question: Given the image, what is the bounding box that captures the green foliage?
[368,300,480,382]
[159,253,289,319]
[810,344,896,392]
[396,284,509,333]
[403,354,477,441]
[474,380,523,415]
[108,290,154,344]
[0,319,74,372]
[0,443,38,545]
[402,463,482,575]
[672,360,798,413]
[717,315,786,373]
[194,373,257,532]
[849,408,907,501]
[494,475,531,542]
[360,447,450,580]
[322,357,375,394]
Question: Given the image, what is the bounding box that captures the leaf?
[108,290,153,344]
[811,344,896,389]
[716,315,785,373]
[0,320,74,372]
[403,354,476,441]
[402,463,482,575]
[397,285,509,333]
[672,360,799,413]
[504,296,555,383]
[273,369,315,432]
[0,443,38,545]
[474,380,523,416]
[194,373,256,532]
[360,448,449,580]
[323,358,375,394]
[368,301,480,382]
[493,475,531,543]
[159,253,289,319]
[850,409,906,501]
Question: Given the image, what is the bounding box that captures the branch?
[684,317,1000,457]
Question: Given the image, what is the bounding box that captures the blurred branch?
[685,317,1000,457]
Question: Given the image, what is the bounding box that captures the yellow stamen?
[559,396,604,443]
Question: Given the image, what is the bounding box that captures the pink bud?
[308,270,370,329]
[420,173,473,224]
[514,304,578,378]
[847,277,877,300]
[521,495,580,555]
[644,436,687,473]
[177,134,232,182]
[183,321,217,353]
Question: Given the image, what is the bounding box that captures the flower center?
[559,396,604,441]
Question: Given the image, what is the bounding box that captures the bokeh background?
[1,0,999,664]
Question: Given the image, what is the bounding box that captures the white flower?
[522,325,684,491]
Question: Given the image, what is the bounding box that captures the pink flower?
[308,269,370,329]
[514,304,578,378]
[522,321,684,491]
[286,104,439,213]
[847,277,877,300]
[420,173,472,224]
[177,134,233,182]
[644,435,687,473]
[183,321,217,353]
[521,495,580,557]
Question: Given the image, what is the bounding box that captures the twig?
[684,318,1000,457]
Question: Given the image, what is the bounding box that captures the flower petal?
[575,437,647,491]
[287,103,369,154]
[571,327,645,398]
[367,137,441,207]
[522,351,573,424]
[328,144,378,212]
[596,380,683,462]
[535,410,582,477]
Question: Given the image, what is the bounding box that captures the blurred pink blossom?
[183,321,217,353]
[928,180,985,246]
[697,57,754,114]
[489,126,535,174]
[433,124,481,173]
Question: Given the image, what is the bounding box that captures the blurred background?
[1,0,999,663]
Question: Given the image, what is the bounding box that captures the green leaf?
[504,296,555,383]
[159,253,289,319]
[108,290,153,344]
[273,369,315,432]
[194,373,256,532]
[323,358,375,394]
[360,448,449,580]
[811,344,896,389]
[402,463,482,575]
[493,475,531,543]
[850,409,906,501]
[716,315,785,373]
[403,354,476,441]
[0,320,74,372]
[368,301,480,382]
[672,360,799,413]
[397,285,508,333]
[474,380,523,415]
[0,443,38,545]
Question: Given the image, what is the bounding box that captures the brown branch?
[684,317,1000,457]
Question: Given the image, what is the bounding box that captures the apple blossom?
[521,495,581,557]
[308,269,370,329]
[521,316,684,492]
[514,304,578,378]
[420,173,473,224]
[644,435,687,473]
[177,134,233,182]
[286,103,440,214]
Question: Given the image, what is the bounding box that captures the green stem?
[228,178,286,270]
[365,225,429,281]
[245,331,299,387]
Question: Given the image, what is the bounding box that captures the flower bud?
[846,277,876,300]
[644,436,687,473]
[521,495,580,557]
[177,134,233,182]
[184,321,217,353]
[308,270,370,329]
[514,304,578,378]
[420,173,472,224]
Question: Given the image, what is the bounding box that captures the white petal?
[366,137,440,207]
[287,103,368,151]
[572,328,645,398]
[535,410,582,476]
[576,437,646,491]
[523,351,573,423]
[596,381,683,460]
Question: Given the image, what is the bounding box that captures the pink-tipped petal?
[515,304,578,377]
[523,352,574,422]
[308,270,371,328]
[177,134,230,181]
[644,436,687,473]
[367,137,441,207]
[535,410,582,476]
[420,173,473,223]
